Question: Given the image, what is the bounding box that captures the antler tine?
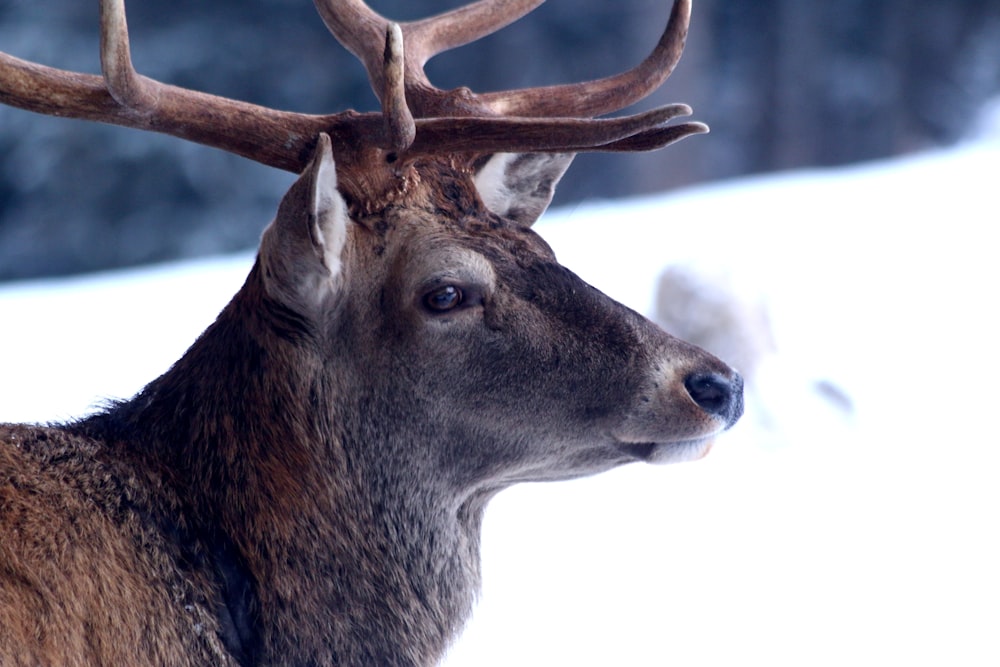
[100,0,156,109]
[313,0,418,152]
[408,104,705,155]
[381,24,416,154]
[595,121,708,152]
[404,0,545,69]
[312,0,388,85]
[477,0,693,118]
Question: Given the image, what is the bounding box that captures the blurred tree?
[701,0,1000,175]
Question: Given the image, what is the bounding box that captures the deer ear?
[260,133,350,311]
[473,152,575,226]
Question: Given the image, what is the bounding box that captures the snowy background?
[1,101,998,665]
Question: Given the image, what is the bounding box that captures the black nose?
[683,371,744,427]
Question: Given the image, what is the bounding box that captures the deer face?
[259,136,742,492]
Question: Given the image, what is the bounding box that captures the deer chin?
[616,438,715,465]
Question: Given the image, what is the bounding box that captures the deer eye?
[423,285,464,312]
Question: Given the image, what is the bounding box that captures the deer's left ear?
[473,152,575,227]
[260,133,350,312]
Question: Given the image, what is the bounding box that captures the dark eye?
[423,285,464,312]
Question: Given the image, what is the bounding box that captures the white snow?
[1,107,998,664]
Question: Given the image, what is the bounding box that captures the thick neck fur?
[73,263,483,666]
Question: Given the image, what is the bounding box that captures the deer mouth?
[616,438,715,465]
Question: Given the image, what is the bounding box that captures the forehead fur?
[340,157,480,220]
[348,158,557,267]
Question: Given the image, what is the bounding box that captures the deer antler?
[0,0,706,173]
[314,0,705,150]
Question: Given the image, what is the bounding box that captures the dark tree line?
[1,0,998,280]
[702,0,1000,178]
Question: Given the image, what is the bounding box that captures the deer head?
[257,132,740,479]
[0,0,742,664]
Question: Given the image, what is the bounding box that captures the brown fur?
[0,425,233,665]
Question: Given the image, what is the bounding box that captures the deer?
[0,0,742,664]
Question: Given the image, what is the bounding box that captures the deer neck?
[81,266,484,665]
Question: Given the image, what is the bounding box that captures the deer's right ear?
[259,133,350,312]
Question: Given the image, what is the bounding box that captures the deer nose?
[683,371,744,427]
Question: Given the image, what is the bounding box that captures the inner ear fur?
[473,152,575,227]
[260,133,350,311]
